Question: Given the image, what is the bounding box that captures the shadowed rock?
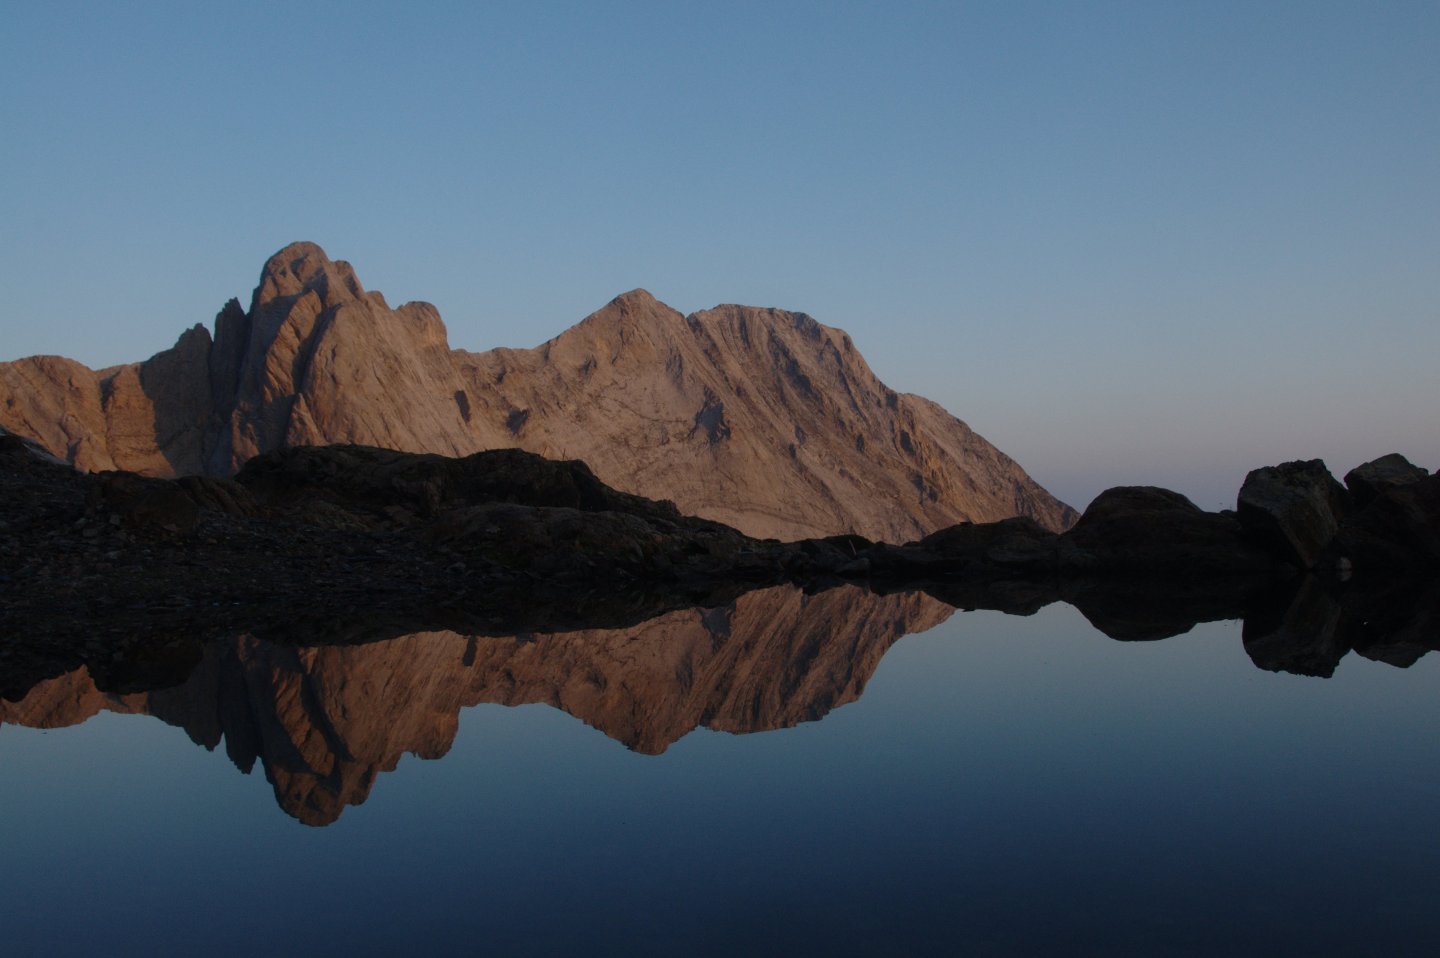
[1060,486,1276,575]
[1328,472,1440,571]
[1343,453,1429,509]
[1237,460,1350,569]
[914,516,1059,574]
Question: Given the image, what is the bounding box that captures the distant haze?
[2,2,1435,510]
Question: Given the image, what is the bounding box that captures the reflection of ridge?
[5,575,1437,824]
[0,585,953,826]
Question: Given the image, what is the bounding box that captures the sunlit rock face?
[0,242,1075,541]
[0,585,953,825]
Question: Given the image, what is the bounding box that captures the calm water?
[2,585,1437,956]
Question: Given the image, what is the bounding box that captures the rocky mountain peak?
[570,287,685,335]
[608,287,663,310]
[252,241,368,313]
[0,244,1077,539]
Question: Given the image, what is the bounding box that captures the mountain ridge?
[0,241,1076,540]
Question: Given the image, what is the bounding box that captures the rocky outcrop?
[1343,453,1429,509]
[880,455,1438,580]
[0,328,215,475]
[1237,460,1351,569]
[1329,471,1440,571]
[455,293,1076,539]
[5,440,1435,712]
[867,484,1282,582]
[205,246,481,474]
[0,242,1075,540]
[1057,486,1276,575]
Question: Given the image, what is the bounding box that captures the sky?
[2,0,1436,511]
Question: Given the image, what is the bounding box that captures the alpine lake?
[3,582,1436,957]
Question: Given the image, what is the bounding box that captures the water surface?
[2,585,1436,956]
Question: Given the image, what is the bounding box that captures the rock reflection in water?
[1242,574,1440,675]
[0,585,952,825]
[3,574,1437,825]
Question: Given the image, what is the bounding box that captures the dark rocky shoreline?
[2,433,1436,700]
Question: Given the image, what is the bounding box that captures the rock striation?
[0,242,1075,540]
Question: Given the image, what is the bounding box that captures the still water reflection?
[2,583,1437,955]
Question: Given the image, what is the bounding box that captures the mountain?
[0,584,954,825]
[0,242,1075,540]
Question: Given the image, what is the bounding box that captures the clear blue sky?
[2,0,1436,510]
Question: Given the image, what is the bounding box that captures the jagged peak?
[251,241,366,313]
[177,322,212,343]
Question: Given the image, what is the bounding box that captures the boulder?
[1343,454,1429,509]
[1060,486,1273,574]
[1329,473,1440,570]
[1236,460,1350,569]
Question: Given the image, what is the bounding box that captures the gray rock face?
[1237,460,1351,569]
[0,242,1076,541]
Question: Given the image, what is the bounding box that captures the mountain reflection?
[2,575,1436,825]
[0,585,951,825]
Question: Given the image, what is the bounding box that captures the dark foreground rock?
[3,442,1436,701]
[1328,471,1440,571]
[1059,486,1276,575]
[873,455,1435,582]
[1343,453,1430,509]
[1237,459,1351,569]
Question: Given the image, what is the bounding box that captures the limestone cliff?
[0,242,1075,539]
